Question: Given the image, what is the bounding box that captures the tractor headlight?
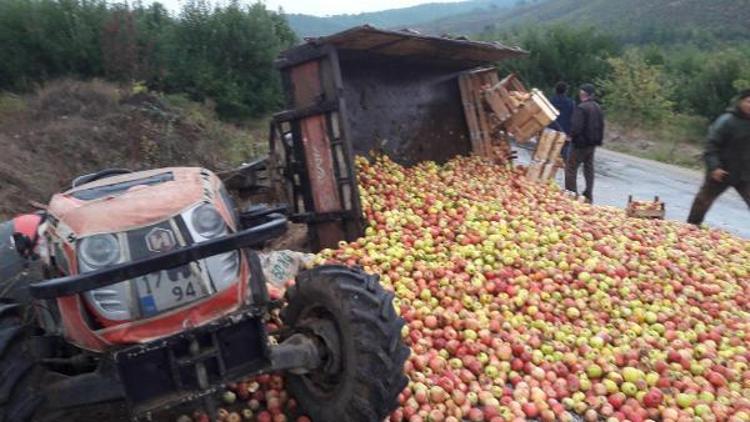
[191,204,225,239]
[184,203,237,292]
[78,233,131,321]
[79,234,121,268]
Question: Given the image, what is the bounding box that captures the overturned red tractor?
[1,167,408,421]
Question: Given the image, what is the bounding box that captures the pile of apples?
[205,155,749,422]
[320,155,750,422]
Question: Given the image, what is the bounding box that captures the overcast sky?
[153,0,462,17]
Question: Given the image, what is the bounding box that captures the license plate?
[136,265,208,317]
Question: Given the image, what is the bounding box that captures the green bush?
[598,50,674,125]
[663,45,750,119]
[485,25,620,93]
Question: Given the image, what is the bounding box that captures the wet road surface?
[516,146,749,239]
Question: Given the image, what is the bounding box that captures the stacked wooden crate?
[482,73,527,124]
[481,74,559,144]
[458,71,560,166]
[458,68,514,165]
[525,129,567,182]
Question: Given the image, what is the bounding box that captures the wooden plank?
[532,88,560,121]
[533,130,555,162]
[459,74,482,157]
[488,70,511,164]
[525,161,544,181]
[483,83,520,123]
[326,45,365,243]
[299,114,346,248]
[289,60,323,109]
[509,75,525,92]
[473,75,493,158]
[496,73,527,93]
[476,71,501,158]
[484,90,511,124]
[548,131,567,161]
[627,209,666,219]
[541,162,558,180]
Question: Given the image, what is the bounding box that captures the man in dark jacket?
[549,82,575,159]
[565,83,605,203]
[687,90,750,225]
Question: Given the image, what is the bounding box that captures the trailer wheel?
[282,265,409,422]
[0,301,47,422]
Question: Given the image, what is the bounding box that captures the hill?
[285,0,518,37]
[287,0,750,43]
[415,0,750,43]
[0,80,265,219]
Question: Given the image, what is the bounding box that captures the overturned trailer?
[266,26,527,250]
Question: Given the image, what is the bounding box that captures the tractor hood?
[48,167,220,237]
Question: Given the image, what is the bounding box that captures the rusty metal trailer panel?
[270,25,527,250]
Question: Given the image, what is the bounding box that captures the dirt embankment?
[0,80,262,219]
[603,119,706,169]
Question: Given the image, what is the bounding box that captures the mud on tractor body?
[1,26,527,421]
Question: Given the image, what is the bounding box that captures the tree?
[663,45,750,119]
[100,5,138,81]
[486,25,619,94]
[165,0,296,119]
[0,0,297,119]
[598,50,674,124]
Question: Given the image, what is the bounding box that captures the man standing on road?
[549,82,575,160]
[687,90,750,225]
[565,83,604,203]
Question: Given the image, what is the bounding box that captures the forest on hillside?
[0,0,296,120]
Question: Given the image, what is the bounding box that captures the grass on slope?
[0,79,267,219]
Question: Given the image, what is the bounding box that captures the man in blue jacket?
[565,83,605,203]
[549,82,575,159]
[687,90,750,225]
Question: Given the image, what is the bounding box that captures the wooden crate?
[504,89,560,143]
[526,161,561,182]
[483,73,528,124]
[533,129,566,162]
[541,162,559,180]
[548,131,567,161]
[525,161,545,181]
[459,68,514,164]
[626,195,666,219]
[533,130,557,162]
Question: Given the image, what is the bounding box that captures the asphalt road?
[516,146,750,239]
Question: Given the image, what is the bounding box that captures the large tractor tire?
[0,300,47,422]
[282,265,409,422]
[0,301,127,422]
